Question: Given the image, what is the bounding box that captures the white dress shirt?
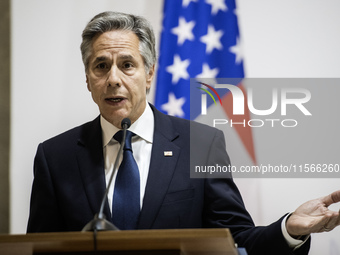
[101,103,154,212]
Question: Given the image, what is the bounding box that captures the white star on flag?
[182,0,198,8]
[200,25,224,54]
[161,93,186,117]
[196,63,219,78]
[171,17,195,46]
[229,36,243,64]
[166,54,190,84]
[205,0,228,15]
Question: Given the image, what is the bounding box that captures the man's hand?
[286,190,340,238]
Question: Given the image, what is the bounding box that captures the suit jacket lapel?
[76,117,112,221]
[137,105,181,229]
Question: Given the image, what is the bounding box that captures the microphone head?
[121,118,131,129]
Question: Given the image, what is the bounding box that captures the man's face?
[86,30,154,128]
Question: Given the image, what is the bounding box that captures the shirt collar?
[101,103,154,147]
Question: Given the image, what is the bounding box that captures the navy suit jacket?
[27,105,310,255]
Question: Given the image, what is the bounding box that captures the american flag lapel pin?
[164,151,173,157]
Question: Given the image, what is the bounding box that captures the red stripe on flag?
[221,83,257,165]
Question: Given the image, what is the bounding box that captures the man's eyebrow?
[119,54,135,60]
[94,56,107,62]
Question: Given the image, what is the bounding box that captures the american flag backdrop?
[155,0,256,164]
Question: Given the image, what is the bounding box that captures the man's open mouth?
[105,97,125,103]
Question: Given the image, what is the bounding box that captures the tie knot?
[114,130,134,151]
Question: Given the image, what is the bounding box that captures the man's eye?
[97,63,108,69]
[123,63,133,69]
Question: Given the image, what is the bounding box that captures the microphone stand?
[82,118,131,232]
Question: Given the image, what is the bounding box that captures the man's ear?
[146,65,155,90]
[86,75,91,92]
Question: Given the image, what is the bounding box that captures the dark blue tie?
[112,130,140,230]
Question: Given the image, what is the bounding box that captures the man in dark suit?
[27,11,340,255]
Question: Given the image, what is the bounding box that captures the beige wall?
[0,0,10,233]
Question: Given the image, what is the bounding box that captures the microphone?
[121,118,131,130]
[82,118,131,232]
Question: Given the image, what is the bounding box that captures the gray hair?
[80,11,156,73]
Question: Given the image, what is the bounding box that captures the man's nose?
[106,65,122,87]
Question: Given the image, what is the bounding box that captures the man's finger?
[321,211,340,232]
[321,190,340,207]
